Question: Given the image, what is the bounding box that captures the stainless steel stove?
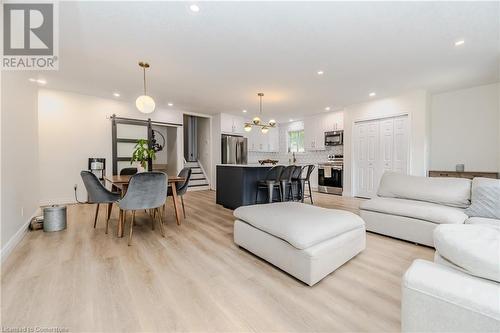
[318,154,343,195]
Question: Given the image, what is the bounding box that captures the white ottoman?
[233,202,366,286]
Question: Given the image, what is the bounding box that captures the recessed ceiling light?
[168,102,174,107]
[189,4,200,12]
[325,106,331,111]
[317,70,324,75]
[289,118,294,122]
[242,109,247,113]
[29,78,37,82]
[113,92,120,97]
[37,79,47,85]
[369,92,376,97]
[454,40,465,46]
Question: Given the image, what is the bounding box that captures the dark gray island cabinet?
[216,164,272,210]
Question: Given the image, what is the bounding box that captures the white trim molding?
[1,208,40,263]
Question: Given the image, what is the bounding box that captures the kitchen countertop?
[216,164,275,167]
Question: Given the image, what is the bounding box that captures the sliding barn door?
[353,115,409,198]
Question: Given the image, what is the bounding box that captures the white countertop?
[216,164,274,167]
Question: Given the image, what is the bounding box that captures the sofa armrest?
[402,259,500,332]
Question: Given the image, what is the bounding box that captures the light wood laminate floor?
[2,191,433,332]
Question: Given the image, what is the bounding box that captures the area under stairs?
[185,161,210,191]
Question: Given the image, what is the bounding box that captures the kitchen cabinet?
[221,113,246,134]
[324,112,344,131]
[304,115,325,151]
[248,126,279,152]
[304,111,344,151]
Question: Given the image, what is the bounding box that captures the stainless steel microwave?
[325,130,343,146]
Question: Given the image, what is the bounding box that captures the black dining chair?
[167,167,192,218]
[255,165,285,204]
[299,165,315,204]
[80,171,121,234]
[279,165,297,202]
[117,172,167,246]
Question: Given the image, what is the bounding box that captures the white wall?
[1,72,40,259]
[343,90,430,196]
[430,83,499,173]
[38,89,184,205]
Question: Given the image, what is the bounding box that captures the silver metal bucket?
[43,205,67,232]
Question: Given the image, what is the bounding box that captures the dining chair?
[279,165,297,201]
[167,167,192,218]
[255,165,285,204]
[112,167,138,193]
[80,171,121,234]
[117,172,167,246]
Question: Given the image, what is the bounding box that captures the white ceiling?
[39,1,499,121]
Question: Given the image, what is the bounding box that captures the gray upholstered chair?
[80,171,121,234]
[168,167,192,218]
[117,172,167,245]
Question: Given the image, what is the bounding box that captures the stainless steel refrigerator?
[221,135,248,164]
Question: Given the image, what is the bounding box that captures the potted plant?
[131,139,156,172]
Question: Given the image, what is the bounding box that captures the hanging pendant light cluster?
[244,93,276,134]
[136,61,156,114]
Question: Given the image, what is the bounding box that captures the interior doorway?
[183,114,211,190]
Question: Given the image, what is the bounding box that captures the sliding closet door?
[353,114,409,198]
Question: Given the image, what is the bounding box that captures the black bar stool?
[255,165,284,204]
[299,165,315,204]
[279,165,296,202]
[290,165,304,201]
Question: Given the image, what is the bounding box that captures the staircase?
[185,161,210,191]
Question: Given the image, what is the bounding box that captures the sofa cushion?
[466,216,500,226]
[377,172,471,208]
[234,202,365,250]
[434,224,500,283]
[360,197,468,224]
[464,177,500,219]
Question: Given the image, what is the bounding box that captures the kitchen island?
[216,164,272,209]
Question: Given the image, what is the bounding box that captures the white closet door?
[392,116,409,174]
[354,121,379,198]
[354,123,368,197]
[379,118,394,175]
[353,115,408,198]
[365,121,380,197]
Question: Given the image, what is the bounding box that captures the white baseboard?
[1,208,40,263]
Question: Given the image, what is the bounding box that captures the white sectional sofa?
[359,172,499,247]
[402,224,500,332]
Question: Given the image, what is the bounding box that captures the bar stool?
[290,165,304,201]
[279,165,297,202]
[255,165,284,204]
[299,165,315,204]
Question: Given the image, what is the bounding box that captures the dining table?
[105,174,186,237]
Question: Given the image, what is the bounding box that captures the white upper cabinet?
[304,115,325,151]
[304,111,344,151]
[324,111,344,131]
[220,113,246,134]
[248,125,279,152]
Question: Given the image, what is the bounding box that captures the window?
[288,130,305,153]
